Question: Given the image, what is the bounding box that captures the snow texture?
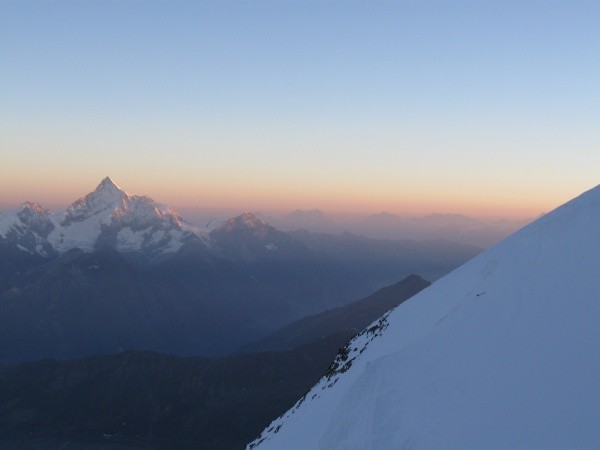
[249,184,600,450]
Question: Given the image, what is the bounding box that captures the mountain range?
[0,177,200,258]
[261,209,531,248]
[0,178,479,364]
[250,184,600,449]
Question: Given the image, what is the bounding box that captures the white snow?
[48,211,104,252]
[180,220,214,236]
[0,204,54,256]
[115,226,149,252]
[161,229,187,253]
[4,177,199,256]
[250,184,600,450]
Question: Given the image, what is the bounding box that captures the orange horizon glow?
[0,173,586,222]
[2,2,599,228]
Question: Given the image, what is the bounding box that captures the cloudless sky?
[1,0,599,219]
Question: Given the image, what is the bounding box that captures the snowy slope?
[1,178,202,256]
[249,184,600,450]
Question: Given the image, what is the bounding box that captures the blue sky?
[1,1,599,217]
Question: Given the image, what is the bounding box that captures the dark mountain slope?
[0,275,431,449]
[0,204,479,365]
[0,335,346,450]
[240,274,430,354]
[0,238,49,293]
[0,247,282,364]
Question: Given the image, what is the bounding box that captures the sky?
[1,0,599,220]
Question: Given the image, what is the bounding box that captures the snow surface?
[249,184,600,450]
[115,226,150,252]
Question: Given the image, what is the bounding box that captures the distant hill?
[240,274,430,354]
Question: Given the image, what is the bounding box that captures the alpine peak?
[63,178,128,225]
[239,212,267,228]
[0,178,201,256]
[97,176,121,191]
[218,212,268,233]
[19,201,48,215]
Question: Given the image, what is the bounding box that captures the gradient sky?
[1,0,599,219]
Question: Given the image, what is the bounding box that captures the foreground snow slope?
[250,184,600,450]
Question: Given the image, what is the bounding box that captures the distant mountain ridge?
[209,212,310,261]
[0,178,481,364]
[353,210,522,247]
[240,274,430,354]
[0,177,523,258]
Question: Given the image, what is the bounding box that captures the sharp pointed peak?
[64,177,128,215]
[96,176,121,191]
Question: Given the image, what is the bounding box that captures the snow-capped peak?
[98,176,120,190]
[250,183,600,449]
[2,177,202,257]
[19,201,48,216]
[0,201,55,256]
[46,177,197,253]
[218,212,269,233]
[63,177,128,225]
[16,201,54,238]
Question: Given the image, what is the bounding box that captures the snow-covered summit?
[61,177,182,229]
[0,201,56,256]
[17,202,55,237]
[62,177,127,225]
[216,212,270,236]
[249,184,600,449]
[2,177,200,256]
